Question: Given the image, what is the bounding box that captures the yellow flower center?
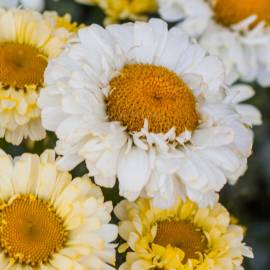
[107,64,198,135]
[0,195,67,266]
[154,220,208,262]
[213,0,270,27]
[0,42,47,89]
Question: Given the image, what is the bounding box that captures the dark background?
[2,0,270,269]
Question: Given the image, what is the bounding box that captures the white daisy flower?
[0,149,117,269]
[39,19,260,208]
[157,0,270,86]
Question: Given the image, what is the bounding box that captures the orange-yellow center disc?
[107,64,199,135]
[0,195,67,266]
[213,0,270,27]
[154,220,208,262]
[0,42,47,89]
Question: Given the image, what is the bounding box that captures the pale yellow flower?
[76,0,157,24]
[115,198,253,270]
[0,149,117,269]
[0,9,78,145]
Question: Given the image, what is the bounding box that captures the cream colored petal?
[12,264,33,270]
[128,232,141,251]
[60,204,84,229]
[118,221,134,241]
[43,37,64,57]
[92,202,113,224]
[39,264,55,270]
[0,153,14,200]
[114,200,130,221]
[40,150,56,164]
[62,198,100,231]
[82,255,108,270]
[67,214,91,232]
[35,162,57,199]
[0,252,10,269]
[97,224,118,243]
[5,125,26,145]
[94,248,116,266]
[59,246,91,258]
[68,232,105,250]
[54,177,93,214]
[0,11,16,41]
[50,254,85,270]
[50,171,72,203]
[82,178,103,200]
[83,197,99,216]
[12,153,40,195]
[31,23,52,48]
[28,119,46,142]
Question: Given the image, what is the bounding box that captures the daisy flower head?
[76,0,157,25]
[39,18,260,208]
[0,9,78,145]
[115,198,253,270]
[0,149,117,269]
[158,0,270,86]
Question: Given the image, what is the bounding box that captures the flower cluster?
[0,1,265,268]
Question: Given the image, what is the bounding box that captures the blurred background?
[0,0,269,269]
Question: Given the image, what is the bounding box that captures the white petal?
[228,84,255,103]
[118,147,150,201]
[97,224,118,243]
[158,27,189,70]
[12,154,40,195]
[191,126,234,147]
[41,107,68,131]
[191,55,225,93]
[236,104,262,126]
